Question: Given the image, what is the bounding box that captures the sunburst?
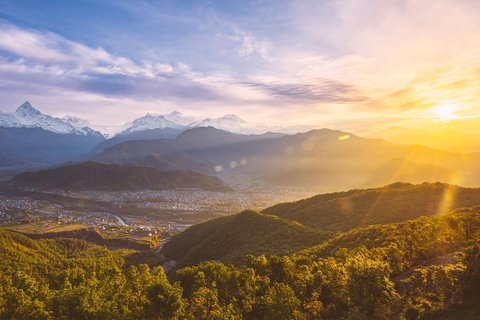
[432,104,459,121]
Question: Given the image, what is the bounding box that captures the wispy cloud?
[1,0,480,131]
[242,78,367,103]
[0,22,152,76]
[0,18,362,125]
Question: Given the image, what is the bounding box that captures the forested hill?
[11,161,231,191]
[3,204,480,318]
[160,210,333,269]
[162,182,480,270]
[262,182,480,231]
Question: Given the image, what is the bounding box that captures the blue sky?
[0,0,479,132]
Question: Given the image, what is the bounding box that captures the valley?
[0,182,322,249]
[3,1,480,318]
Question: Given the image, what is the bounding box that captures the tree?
[146,267,184,320]
[263,283,301,320]
[346,254,399,317]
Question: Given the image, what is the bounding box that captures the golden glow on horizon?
[432,104,460,121]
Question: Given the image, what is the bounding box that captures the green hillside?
[3,207,480,319]
[162,182,480,271]
[262,182,480,231]
[161,210,333,269]
[4,183,480,319]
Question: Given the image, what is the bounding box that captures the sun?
[432,104,459,121]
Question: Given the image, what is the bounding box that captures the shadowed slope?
[11,161,231,191]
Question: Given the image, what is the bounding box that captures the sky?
[0,0,479,132]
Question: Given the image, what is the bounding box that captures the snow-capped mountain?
[1,102,315,138]
[114,112,306,137]
[117,112,187,136]
[62,115,105,137]
[0,102,103,137]
[164,111,195,126]
[62,115,92,128]
[190,114,265,134]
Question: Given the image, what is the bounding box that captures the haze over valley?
[2,1,480,319]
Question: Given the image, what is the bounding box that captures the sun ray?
[359,145,422,227]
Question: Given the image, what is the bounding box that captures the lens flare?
[284,146,294,155]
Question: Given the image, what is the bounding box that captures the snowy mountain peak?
[63,115,92,128]
[194,114,248,126]
[218,114,248,124]
[191,114,260,134]
[164,111,194,126]
[0,102,104,137]
[117,113,185,136]
[15,101,41,117]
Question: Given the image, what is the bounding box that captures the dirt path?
[162,259,176,273]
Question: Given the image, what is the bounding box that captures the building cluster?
[1,186,323,237]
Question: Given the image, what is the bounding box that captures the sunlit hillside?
[3,0,480,319]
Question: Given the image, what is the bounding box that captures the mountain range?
[0,102,103,137]
[1,101,294,139]
[0,102,288,169]
[357,126,480,154]
[2,101,480,193]
[88,126,480,189]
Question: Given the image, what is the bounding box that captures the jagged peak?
[145,112,161,117]
[15,101,41,117]
[136,113,168,122]
[220,114,241,118]
[221,114,246,122]
[63,115,91,125]
[200,114,248,124]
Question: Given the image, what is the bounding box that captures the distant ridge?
[11,161,232,191]
[361,126,480,153]
[90,127,480,189]
[262,182,480,231]
[130,154,214,174]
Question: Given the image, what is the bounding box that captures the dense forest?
[161,210,333,270]
[3,202,480,318]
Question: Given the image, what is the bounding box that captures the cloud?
[242,78,368,104]
[0,19,363,124]
[231,31,271,60]
[2,0,480,131]
[0,21,169,77]
[0,57,222,101]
